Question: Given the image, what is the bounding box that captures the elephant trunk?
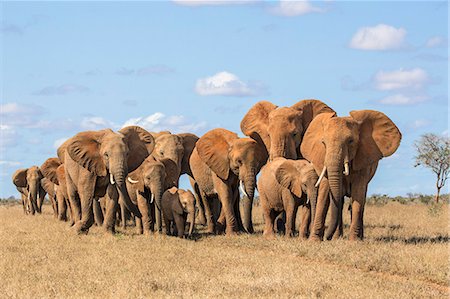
[308,185,318,232]
[28,183,38,215]
[150,181,164,211]
[241,171,256,233]
[325,162,343,240]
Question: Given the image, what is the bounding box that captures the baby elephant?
[258,158,318,238]
[162,187,196,238]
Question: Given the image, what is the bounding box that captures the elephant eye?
[237,159,242,166]
[159,150,164,156]
[348,138,354,144]
[104,152,109,158]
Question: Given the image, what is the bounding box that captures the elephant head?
[66,126,155,217]
[301,110,401,238]
[12,166,44,214]
[151,132,199,183]
[275,159,319,204]
[41,157,62,186]
[177,188,196,236]
[241,99,335,160]
[196,128,266,201]
[127,156,167,211]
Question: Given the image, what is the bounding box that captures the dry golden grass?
[1,201,449,298]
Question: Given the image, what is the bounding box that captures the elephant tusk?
[110,173,115,185]
[54,185,58,193]
[127,177,139,184]
[239,180,248,198]
[150,193,155,204]
[343,162,350,176]
[315,166,327,188]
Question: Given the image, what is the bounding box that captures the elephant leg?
[175,214,185,238]
[74,192,95,234]
[164,217,172,236]
[21,194,27,214]
[136,191,151,235]
[103,199,117,233]
[57,191,68,221]
[275,212,286,235]
[49,194,58,218]
[310,178,330,241]
[93,198,104,226]
[37,187,46,214]
[284,195,296,237]
[216,208,226,234]
[192,181,206,226]
[202,194,215,234]
[349,180,368,241]
[66,178,81,225]
[262,208,276,238]
[299,204,311,240]
[213,176,237,235]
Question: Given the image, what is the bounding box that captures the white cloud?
[0,125,19,149]
[81,117,116,130]
[269,0,323,16]
[32,84,90,96]
[409,119,430,129]
[0,102,45,127]
[349,24,406,50]
[378,94,428,105]
[53,137,69,149]
[426,36,446,48]
[195,71,266,97]
[172,0,258,6]
[0,160,21,167]
[122,112,207,134]
[374,68,428,91]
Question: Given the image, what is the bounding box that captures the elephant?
[241,99,335,160]
[147,131,199,232]
[12,166,46,215]
[60,126,155,234]
[161,187,196,238]
[40,157,72,222]
[189,128,266,235]
[40,177,58,218]
[124,156,179,234]
[301,110,401,241]
[258,158,318,238]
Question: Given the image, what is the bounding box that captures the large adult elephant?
[240,99,334,232]
[61,126,155,234]
[301,110,401,241]
[12,166,46,215]
[190,128,266,235]
[147,131,199,232]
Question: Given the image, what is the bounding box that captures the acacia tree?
[414,133,450,203]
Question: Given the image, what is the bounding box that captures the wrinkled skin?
[301,110,401,241]
[190,128,266,235]
[61,126,155,234]
[149,132,199,233]
[125,156,169,235]
[40,177,58,218]
[258,158,318,238]
[161,187,196,238]
[12,166,46,215]
[241,99,335,160]
[40,157,73,222]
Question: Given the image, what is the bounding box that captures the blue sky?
[1,1,448,197]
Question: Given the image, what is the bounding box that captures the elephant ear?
[196,128,238,180]
[40,178,55,197]
[291,99,336,133]
[300,112,335,171]
[350,110,402,171]
[160,158,179,189]
[12,168,28,188]
[240,101,277,151]
[275,160,303,198]
[56,165,66,185]
[56,138,70,164]
[40,158,61,185]
[67,130,108,176]
[120,126,155,172]
[177,133,199,177]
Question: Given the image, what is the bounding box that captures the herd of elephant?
[12,99,402,241]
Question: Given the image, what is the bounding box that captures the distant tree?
[414,133,450,203]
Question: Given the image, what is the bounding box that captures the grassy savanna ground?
[0,201,449,298]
